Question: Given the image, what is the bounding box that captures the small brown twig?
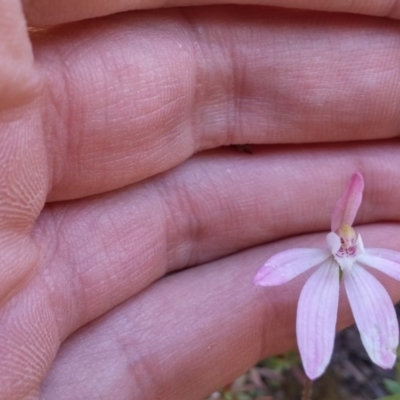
[301,376,313,400]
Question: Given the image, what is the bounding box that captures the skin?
[1,1,400,399]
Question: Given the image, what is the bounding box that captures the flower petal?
[331,172,364,232]
[253,248,331,286]
[355,234,365,255]
[296,259,339,380]
[326,232,341,254]
[358,249,400,281]
[344,263,399,369]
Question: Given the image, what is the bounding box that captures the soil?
[207,305,400,400]
[277,304,400,400]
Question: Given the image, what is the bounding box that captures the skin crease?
[22,0,400,26]
[0,2,400,400]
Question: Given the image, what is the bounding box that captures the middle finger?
[33,140,400,336]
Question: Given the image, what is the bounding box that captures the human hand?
[2,1,400,399]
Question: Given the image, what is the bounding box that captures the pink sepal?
[344,264,398,369]
[331,172,364,232]
[296,259,339,380]
[358,249,400,281]
[253,248,330,287]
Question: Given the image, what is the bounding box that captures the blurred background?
[205,306,400,400]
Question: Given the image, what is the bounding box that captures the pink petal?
[253,248,331,286]
[358,249,400,281]
[331,172,364,232]
[296,259,339,380]
[343,263,398,368]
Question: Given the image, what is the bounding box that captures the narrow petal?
[296,259,339,380]
[355,234,365,255]
[358,249,400,281]
[326,232,341,254]
[331,172,364,232]
[344,264,399,368]
[253,248,331,286]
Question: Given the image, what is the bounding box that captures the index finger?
[33,8,400,201]
[23,0,400,26]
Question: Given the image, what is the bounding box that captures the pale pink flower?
[253,172,400,380]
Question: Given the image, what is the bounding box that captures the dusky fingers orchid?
[253,172,400,380]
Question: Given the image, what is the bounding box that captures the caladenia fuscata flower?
[253,172,400,380]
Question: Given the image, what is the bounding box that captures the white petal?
[253,248,331,286]
[358,249,400,281]
[355,234,365,255]
[296,259,339,380]
[326,232,341,255]
[343,264,399,368]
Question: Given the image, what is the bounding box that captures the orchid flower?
[253,172,400,380]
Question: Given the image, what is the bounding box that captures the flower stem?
[301,376,313,400]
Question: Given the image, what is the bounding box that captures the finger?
[0,0,39,108]
[31,8,400,200]
[39,224,400,400]
[33,141,400,338]
[3,142,399,398]
[0,286,59,400]
[24,0,400,26]
[0,0,48,303]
